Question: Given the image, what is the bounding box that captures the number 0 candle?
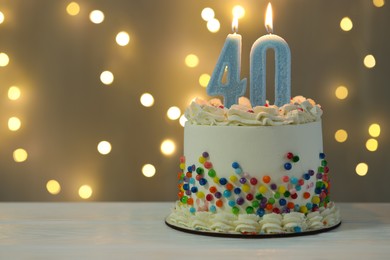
[250,3,291,107]
[207,18,247,108]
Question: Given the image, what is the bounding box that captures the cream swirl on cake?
[185,96,322,126]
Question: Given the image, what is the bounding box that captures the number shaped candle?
[250,3,291,107]
[207,18,247,108]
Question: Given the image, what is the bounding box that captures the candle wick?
[265,25,273,34]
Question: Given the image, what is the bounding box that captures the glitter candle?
[207,18,247,108]
[250,3,291,107]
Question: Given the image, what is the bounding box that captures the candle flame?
[265,2,273,34]
[232,17,238,33]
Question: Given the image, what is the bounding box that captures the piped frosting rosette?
[185,96,322,126]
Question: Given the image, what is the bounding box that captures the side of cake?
[167,97,340,235]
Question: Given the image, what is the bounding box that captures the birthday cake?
[166,4,340,236]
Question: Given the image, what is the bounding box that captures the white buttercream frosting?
[168,202,340,234]
[185,96,322,126]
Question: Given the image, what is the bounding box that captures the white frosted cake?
[166,96,340,235]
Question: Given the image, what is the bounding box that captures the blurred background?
[0,0,388,202]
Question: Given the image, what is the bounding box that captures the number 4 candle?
[207,18,247,108]
[250,3,291,107]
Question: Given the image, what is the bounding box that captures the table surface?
[0,202,389,259]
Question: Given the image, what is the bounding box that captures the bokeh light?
[179,114,187,127]
[366,138,378,152]
[66,2,80,16]
[8,86,21,100]
[97,141,112,155]
[100,71,114,85]
[368,123,381,137]
[185,54,199,68]
[46,180,61,195]
[89,10,104,24]
[340,17,353,31]
[142,164,156,178]
[335,85,348,100]
[140,93,154,107]
[167,106,181,120]
[13,148,28,162]
[0,11,4,24]
[116,31,130,46]
[78,185,93,199]
[232,5,245,19]
[0,52,9,67]
[363,54,376,68]
[207,18,220,33]
[160,139,175,156]
[8,117,21,131]
[335,129,348,143]
[199,73,210,87]
[373,0,385,8]
[355,163,368,176]
[201,7,215,21]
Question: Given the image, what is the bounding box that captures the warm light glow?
[373,0,385,8]
[185,54,199,68]
[0,52,9,67]
[8,117,21,131]
[201,7,215,21]
[66,2,80,16]
[0,11,4,24]
[116,31,130,46]
[232,17,239,33]
[340,17,353,31]
[232,5,245,19]
[335,86,348,100]
[335,129,348,143]
[368,123,381,137]
[179,114,187,127]
[207,18,220,33]
[8,86,21,100]
[97,141,112,155]
[89,10,104,24]
[78,185,93,199]
[46,180,61,195]
[13,148,28,162]
[100,71,114,85]
[366,138,378,152]
[356,163,368,176]
[265,2,273,34]
[142,164,156,178]
[199,73,210,87]
[364,54,376,68]
[140,93,154,107]
[161,139,176,156]
[167,106,181,120]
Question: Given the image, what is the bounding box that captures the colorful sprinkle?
[246,193,254,201]
[258,185,268,194]
[229,175,238,182]
[187,198,194,205]
[198,156,206,164]
[223,190,232,198]
[209,205,216,212]
[216,199,223,207]
[256,208,265,217]
[179,156,185,163]
[319,152,326,159]
[228,200,236,207]
[199,178,207,186]
[236,197,245,205]
[226,183,234,191]
[242,184,250,193]
[234,168,242,174]
[284,162,292,170]
[234,187,241,195]
[209,186,217,193]
[196,167,204,175]
[232,206,240,215]
[250,177,258,185]
[196,191,205,199]
[190,207,196,214]
[204,161,213,169]
[202,151,209,158]
[190,187,198,193]
[208,169,216,178]
[219,178,228,185]
[232,162,240,169]
[246,206,254,214]
[286,152,294,159]
[279,198,287,206]
[262,175,271,184]
[292,155,300,163]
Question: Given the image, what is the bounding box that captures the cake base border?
[165,217,341,238]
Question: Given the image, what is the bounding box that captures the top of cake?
[185,95,322,126]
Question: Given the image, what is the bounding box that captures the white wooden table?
[0,202,389,259]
